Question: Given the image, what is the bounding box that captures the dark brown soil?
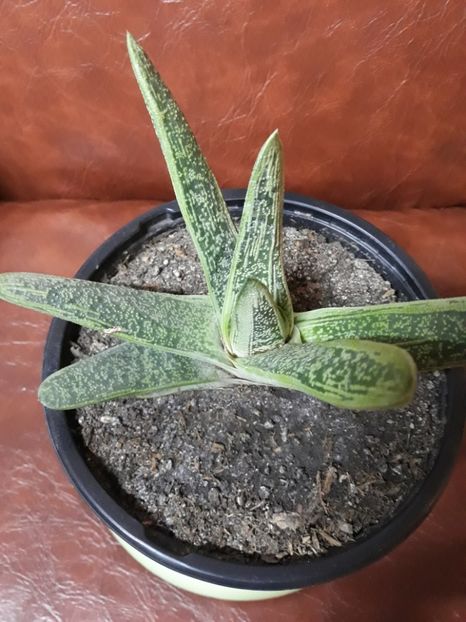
[75,226,446,561]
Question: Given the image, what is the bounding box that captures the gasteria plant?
[1,34,465,412]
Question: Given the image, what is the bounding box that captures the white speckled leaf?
[127,33,237,318]
[235,339,417,410]
[39,343,237,409]
[0,273,230,368]
[222,130,293,352]
[228,279,287,357]
[295,298,466,371]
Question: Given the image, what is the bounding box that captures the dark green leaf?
[39,343,236,409]
[295,298,466,370]
[228,279,287,357]
[235,339,417,410]
[0,273,230,367]
[127,33,237,318]
[221,130,292,353]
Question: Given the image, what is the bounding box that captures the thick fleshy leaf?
[295,298,466,371]
[234,340,417,410]
[228,279,287,357]
[39,343,237,409]
[127,33,237,318]
[0,273,230,368]
[221,130,293,353]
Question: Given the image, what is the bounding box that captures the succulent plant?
[0,33,465,412]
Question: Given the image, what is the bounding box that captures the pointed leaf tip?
[260,129,281,154]
[126,31,139,50]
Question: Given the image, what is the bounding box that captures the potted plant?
[0,34,464,600]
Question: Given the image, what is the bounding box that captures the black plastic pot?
[43,190,465,591]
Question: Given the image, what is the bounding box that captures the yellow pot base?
[113,532,299,601]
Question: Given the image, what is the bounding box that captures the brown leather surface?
[1,2,465,210]
[0,200,465,621]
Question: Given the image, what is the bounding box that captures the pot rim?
[43,190,465,590]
